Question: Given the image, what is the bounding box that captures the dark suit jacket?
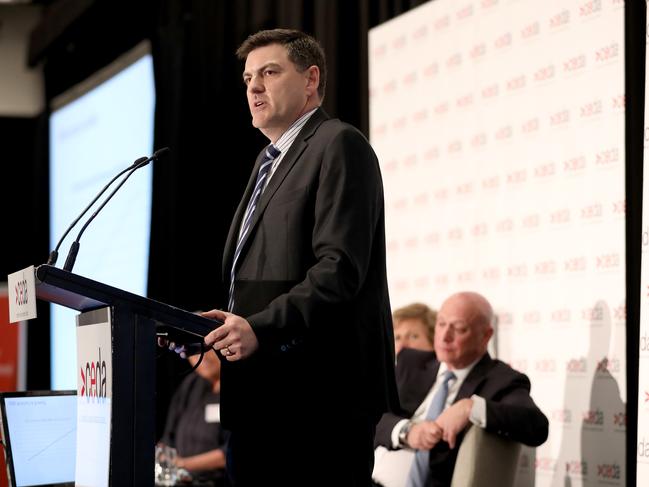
[375,349,549,487]
[220,108,399,432]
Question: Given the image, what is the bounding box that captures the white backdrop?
[369,1,626,485]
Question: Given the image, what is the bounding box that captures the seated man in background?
[393,302,436,356]
[161,349,229,486]
[373,291,548,487]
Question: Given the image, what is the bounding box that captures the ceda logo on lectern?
[79,347,108,398]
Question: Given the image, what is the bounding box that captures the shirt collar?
[437,355,483,383]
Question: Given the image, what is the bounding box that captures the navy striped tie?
[228,144,281,311]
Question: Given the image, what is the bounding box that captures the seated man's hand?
[203,309,259,361]
[434,398,473,449]
[406,421,443,450]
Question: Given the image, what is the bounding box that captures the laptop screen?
[0,391,76,487]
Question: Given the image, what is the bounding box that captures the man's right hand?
[406,421,443,450]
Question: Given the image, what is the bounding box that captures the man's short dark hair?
[236,28,327,99]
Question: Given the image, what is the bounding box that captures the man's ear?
[305,65,320,97]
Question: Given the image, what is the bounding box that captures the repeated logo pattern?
[370,0,626,485]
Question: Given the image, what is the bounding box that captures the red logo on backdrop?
[456,93,474,108]
[611,94,625,110]
[404,237,419,249]
[372,45,386,58]
[404,154,418,168]
[434,15,450,31]
[424,63,439,78]
[535,359,556,372]
[534,162,555,179]
[384,159,398,172]
[470,43,486,60]
[435,274,449,286]
[552,308,572,322]
[596,253,620,270]
[582,304,604,321]
[580,202,603,220]
[595,147,619,166]
[613,304,625,321]
[393,116,407,130]
[563,155,586,173]
[392,35,406,50]
[565,461,588,476]
[506,75,526,92]
[521,21,540,40]
[403,71,417,86]
[456,182,473,195]
[496,125,514,141]
[413,109,428,123]
[498,312,513,325]
[494,32,512,49]
[609,204,626,232]
[446,52,463,68]
[522,117,540,134]
[79,347,107,398]
[413,192,428,206]
[448,139,463,154]
[434,101,449,115]
[549,9,570,29]
[566,357,587,373]
[425,232,440,245]
[595,42,619,63]
[613,412,626,428]
[534,260,557,275]
[534,65,555,82]
[550,109,571,126]
[506,169,526,184]
[481,83,499,99]
[482,175,500,190]
[387,240,399,252]
[579,0,603,18]
[523,310,541,324]
[481,0,498,8]
[456,271,474,283]
[497,218,515,232]
[424,146,440,161]
[597,463,621,481]
[481,266,500,279]
[522,212,541,228]
[550,208,571,224]
[393,198,407,210]
[448,227,464,241]
[434,188,448,201]
[472,222,488,237]
[507,263,527,278]
[471,132,487,148]
[413,25,428,40]
[580,99,602,119]
[414,276,429,288]
[535,457,558,472]
[456,4,474,20]
[583,409,604,426]
[383,79,397,94]
[563,54,587,73]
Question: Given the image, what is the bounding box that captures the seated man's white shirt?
[372,357,487,487]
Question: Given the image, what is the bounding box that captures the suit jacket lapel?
[224,108,330,277]
[455,353,493,401]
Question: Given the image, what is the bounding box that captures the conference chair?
[450,425,522,487]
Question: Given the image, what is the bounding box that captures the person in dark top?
[161,350,229,486]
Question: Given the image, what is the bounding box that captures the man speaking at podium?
[203,29,398,486]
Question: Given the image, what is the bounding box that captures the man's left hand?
[434,398,473,449]
[203,309,259,361]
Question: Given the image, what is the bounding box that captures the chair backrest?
[450,425,522,487]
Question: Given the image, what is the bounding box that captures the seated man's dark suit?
[375,348,549,487]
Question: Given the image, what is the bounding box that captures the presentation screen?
[0,391,77,487]
[49,42,155,390]
[370,0,625,485]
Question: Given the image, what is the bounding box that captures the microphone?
[62,147,170,272]
[46,155,149,266]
